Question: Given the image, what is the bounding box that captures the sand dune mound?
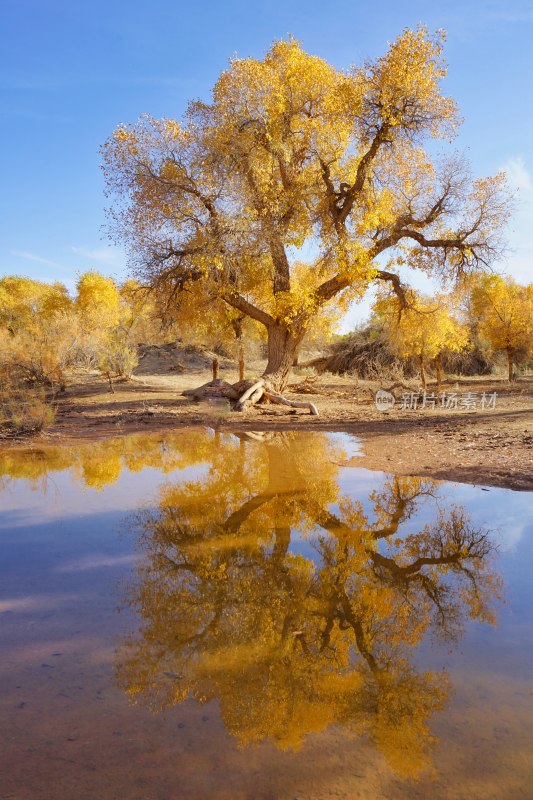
[134,342,234,375]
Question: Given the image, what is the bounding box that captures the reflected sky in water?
[0,429,532,799]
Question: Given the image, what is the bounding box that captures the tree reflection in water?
[115,431,502,779]
[0,429,218,490]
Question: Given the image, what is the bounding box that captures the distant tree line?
[318,275,533,384]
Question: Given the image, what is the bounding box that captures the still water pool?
[1,430,532,799]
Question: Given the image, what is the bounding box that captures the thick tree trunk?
[183,321,318,414]
[507,348,514,382]
[262,323,303,391]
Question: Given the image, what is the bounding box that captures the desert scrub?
[98,339,139,392]
[0,385,55,437]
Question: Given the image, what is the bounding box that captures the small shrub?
[98,343,139,380]
[0,383,55,437]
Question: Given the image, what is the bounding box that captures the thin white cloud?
[10,250,61,269]
[71,245,126,269]
[499,156,533,283]
[503,156,532,193]
[0,593,80,613]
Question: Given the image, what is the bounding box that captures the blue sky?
[1,0,533,329]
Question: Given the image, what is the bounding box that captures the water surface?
[1,430,532,799]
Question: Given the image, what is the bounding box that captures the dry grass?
[0,387,55,438]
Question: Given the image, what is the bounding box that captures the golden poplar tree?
[0,275,74,388]
[102,29,509,396]
[470,275,533,381]
[374,290,469,388]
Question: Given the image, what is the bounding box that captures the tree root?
[183,377,319,415]
[233,380,265,411]
[234,379,318,415]
[262,387,319,416]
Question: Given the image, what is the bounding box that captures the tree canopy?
[374,289,469,387]
[102,28,510,390]
[470,274,533,381]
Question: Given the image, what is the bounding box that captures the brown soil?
[4,363,533,492]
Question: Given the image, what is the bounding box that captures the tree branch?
[375,270,410,308]
[337,123,391,225]
[222,291,274,328]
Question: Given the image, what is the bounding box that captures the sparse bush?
[0,381,55,437]
[98,340,139,382]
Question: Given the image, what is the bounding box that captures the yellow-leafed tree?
[75,270,121,330]
[0,276,71,338]
[469,275,533,381]
[102,29,510,399]
[75,271,141,383]
[0,276,75,388]
[374,291,469,388]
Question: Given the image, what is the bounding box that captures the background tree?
[0,276,71,337]
[75,270,120,330]
[102,29,509,403]
[0,271,161,403]
[75,271,148,386]
[373,290,469,388]
[469,274,533,381]
[0,275,76,389]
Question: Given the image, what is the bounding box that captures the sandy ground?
[6,362,531,493]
